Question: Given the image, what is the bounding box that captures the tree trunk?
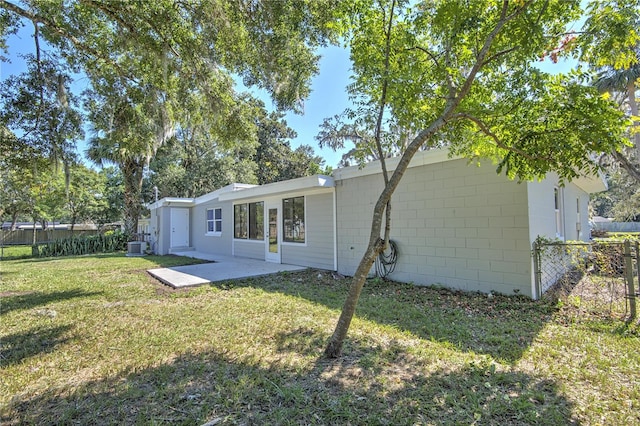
[32,216,37,245]
[122,159,143,238]
[324,212,387,357]
[627,80,639,161]
[612,149,640,183]
[324,118,448,358]
[324,1,516,357]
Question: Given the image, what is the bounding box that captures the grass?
[1,254,638,425]
[0,245,33,260]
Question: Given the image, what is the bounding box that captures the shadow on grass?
[7,252,127,264]
[0,324,74,367]
[0,289,103,316]
[5,253,206,269]
[221,270,557,364]
[0,254,33,261]
[0,341,576,425]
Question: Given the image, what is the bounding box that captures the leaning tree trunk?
[323,1,517,357]
[324,118,449,358]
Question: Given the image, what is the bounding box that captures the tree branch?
[33,20,44,132]
[451,112,554,163]
[374,0,396,246]
[406,45,440,67]
[612,149,640,183]
[1,0,137,82]
[482,46,518,66]
[374,0,395,187]
[389,0,534,189]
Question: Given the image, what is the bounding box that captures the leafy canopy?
[328,0,627,182]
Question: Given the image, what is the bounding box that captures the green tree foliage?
[84,82,172,235]
[0,56,83,168]
[0,159,34,228]
[564,0,640,221]
[591,169,640,221]
[148,134,258,199]
[1,0,340,110]
[96,167,125,227]
[1,0,341,235]
[65,163,109,229]
[254,107,327,184]
[324,0,629,357]
[576,1,640,178]
[146,88,259,199]
[148,99,327,197]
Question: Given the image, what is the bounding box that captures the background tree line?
[1,0,335,234]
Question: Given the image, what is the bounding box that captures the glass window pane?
[234,204,247,239]
[283,196,304,243]
[249,202,264,240]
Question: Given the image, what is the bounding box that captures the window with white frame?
[234,202,264,240]
[206,208,222,235]
[283,196,305,243]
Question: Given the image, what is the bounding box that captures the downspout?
[333,185,338,272]
[562,187,567,241]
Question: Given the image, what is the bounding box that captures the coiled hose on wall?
[375,239,398,278]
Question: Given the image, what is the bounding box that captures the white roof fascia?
[194,183,257,205]
[332,147,459,181]
[331,147,608,194]
[218,175,334,202]
[148,197,195,210]
[572,169,608,194]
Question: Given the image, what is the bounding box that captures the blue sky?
[0,25,353,168]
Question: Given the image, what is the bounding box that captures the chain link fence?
[533,239,639,322]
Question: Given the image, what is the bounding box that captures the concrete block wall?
[281,192,335,270]
[336,158,534,297]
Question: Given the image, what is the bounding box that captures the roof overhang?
[332,148,458,181]
[332,147,608,195]
[147,197,195,210]
[194,183,257,205]
[218,175,334,202]
[572,170,608,193]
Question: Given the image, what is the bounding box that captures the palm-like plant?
[594,48,640,182]
[86,87,173,236]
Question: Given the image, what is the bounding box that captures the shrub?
[35,231,129,257]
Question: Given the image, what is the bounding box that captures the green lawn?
[1,254,638,425]
[0,245,33,260]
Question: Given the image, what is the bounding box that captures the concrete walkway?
[147,251,306,288]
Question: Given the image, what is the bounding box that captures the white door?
[265,201,281,263]
[170,208,190,248]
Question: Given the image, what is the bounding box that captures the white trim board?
[218,175,334,202]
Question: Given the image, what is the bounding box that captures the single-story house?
[148,148,605,299]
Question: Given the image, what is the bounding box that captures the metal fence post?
[624,240,637,321]
[636,241,639,321]
[533,240,542,299]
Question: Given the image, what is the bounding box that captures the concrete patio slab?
[147,251,306,288]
